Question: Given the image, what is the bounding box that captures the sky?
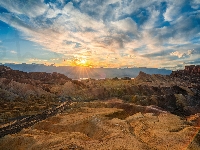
[0,0,199,69]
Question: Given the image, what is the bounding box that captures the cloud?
[10,50,17,54]
[142,9,159,29]
[170,51,185,58]
[46,4,61,19]
[0,0,199,68]
[0,13,35,32]
[111,17,137,34]
[190,0,200,9]
[0,0,48,17]
[163,1,184,22]
[185,59,200,64]
[170,50,195,58]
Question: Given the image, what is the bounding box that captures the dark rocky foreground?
[0,100,72,138]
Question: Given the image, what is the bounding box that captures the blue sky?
[0,0,199,69]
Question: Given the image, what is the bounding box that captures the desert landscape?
[0,0,199,149]
[0,65,199,150]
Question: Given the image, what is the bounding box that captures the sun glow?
[71,57,93,67]
[79,59,86,65]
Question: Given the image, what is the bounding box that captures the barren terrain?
[0,100,200,150]
[0,65,200,149]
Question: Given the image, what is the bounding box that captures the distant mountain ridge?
[2,63,172,79]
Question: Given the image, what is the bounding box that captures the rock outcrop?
[171,65,200,84]
[0,65,71,86]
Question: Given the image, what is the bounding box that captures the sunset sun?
[79,59,86,65]
[71,58,92,67]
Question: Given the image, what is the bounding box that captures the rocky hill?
[135,65,200,87]
[171,65,200,85]
[0,65,71,88]
[0,65,75,123]
[131,66,200,115]
[134,71,170,85]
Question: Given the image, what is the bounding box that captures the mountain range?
[2,63,172,79]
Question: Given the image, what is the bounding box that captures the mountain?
[3,63,172,79]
